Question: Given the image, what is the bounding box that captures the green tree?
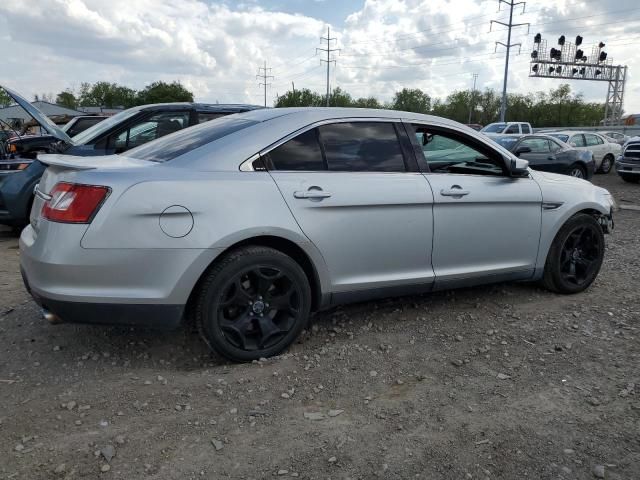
[390,88,431,113]
[136,81,194,105]
[275,88,322,107]
[352,96,382,109]
[78,82,137,108]
[328,87,353,107]
[0,88,12,107]
[56,90,78,109]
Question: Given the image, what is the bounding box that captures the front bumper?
[615,160,640,176]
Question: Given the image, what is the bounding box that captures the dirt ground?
[0,174,639,480]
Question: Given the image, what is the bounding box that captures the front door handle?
[294,190,332,199]
[440,186,469,197]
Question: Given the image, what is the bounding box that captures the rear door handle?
[294,190,332,199]
[440,187,469,197]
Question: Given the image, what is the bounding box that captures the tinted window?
[111,111,190,152]
[319,122,405,172]
[520,138,550,153]
[571,135,586,147]
[267,129,325,171]
[520,123,531,134]
[71,108,139,144]
[126,116,258,162]
[504,124,520,134]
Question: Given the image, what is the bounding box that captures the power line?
[256,60,274,107]
[317,27,340,107]
[491,0,530,122]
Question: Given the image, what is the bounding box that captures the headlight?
[8,143,17,153]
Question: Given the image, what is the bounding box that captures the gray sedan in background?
[20,108,616,361]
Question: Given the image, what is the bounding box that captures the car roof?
[136,103,264,113]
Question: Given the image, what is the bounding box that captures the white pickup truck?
[481,122,533,136]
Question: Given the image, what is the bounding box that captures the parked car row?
[0,86,263,228]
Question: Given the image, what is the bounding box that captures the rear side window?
[319,122,406,172]
[571,135,586,147]
[266,129,326,171]
[126,116,258,162]
[585,134,601,146]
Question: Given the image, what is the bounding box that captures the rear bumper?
[19,222,224,328]
[22,267,184,329]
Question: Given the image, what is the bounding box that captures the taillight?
[41,182,110,224]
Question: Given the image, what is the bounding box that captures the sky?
[0,0,639,114]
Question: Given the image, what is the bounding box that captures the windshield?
[126,115,258,162]
[481,123,507,133]
[492,136,519,150]
[548,133,569,143]
[71,108,140,144]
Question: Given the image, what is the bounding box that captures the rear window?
[126,116,258,162]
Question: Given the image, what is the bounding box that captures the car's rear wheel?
[620,174,640,184]
[542,214,604,294]
[599,154,614,174]
[568,164,586,179]
[195,246,311,362]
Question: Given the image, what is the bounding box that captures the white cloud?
[1,0,639,116]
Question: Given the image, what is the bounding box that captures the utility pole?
[317,27,340,107]
[468,73,478,124]
[256,61,274,107]
[491,0,529,122]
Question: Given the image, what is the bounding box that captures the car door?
[408,122,542,287]
[584,133,605,162]
[267,120,435,296]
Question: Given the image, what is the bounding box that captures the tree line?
[275,84,606,127]
[0,81,194,110]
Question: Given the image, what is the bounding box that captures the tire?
[598,154,614,174]
[567,164,586,179]
[542,213,604,294]
[195,246,311,362]
[621,174,640,184]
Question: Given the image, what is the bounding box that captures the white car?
[601,131,628,146]
[547,131,621,174]
[481,122,533,136]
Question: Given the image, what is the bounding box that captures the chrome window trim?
[238,117,403,172]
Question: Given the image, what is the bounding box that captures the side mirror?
[510,157,529,177]
[515,146,532,156]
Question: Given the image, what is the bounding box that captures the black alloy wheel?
[542,213,604,294]
[196,246,311,362]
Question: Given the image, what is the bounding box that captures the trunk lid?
[30,154,153,231]
[2,85,74,145]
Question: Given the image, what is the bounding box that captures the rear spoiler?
[38,154,152,170]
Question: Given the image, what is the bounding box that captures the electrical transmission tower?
[257,61,274,107]
[491,0,529,122]
[468,73,479,124]
[317,27,340,107]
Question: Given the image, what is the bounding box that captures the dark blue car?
[0,86,262,228]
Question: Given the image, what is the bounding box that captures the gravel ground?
[0,174,639,480]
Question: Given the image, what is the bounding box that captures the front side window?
[318,122,406,172]
[520,124,531,134]
[481,123,507,133]
[504,124,520,134]
[520,138,550,153]
[265,128,326,171]
[412,125,505,176]
[549,139,563,152]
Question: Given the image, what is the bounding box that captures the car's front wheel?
[542,214,604,294]
[195,246,311,362]
[599,154,614,174]
[568,164,586,179]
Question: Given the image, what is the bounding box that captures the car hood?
[531,169,613,208]
[2,85,73,145]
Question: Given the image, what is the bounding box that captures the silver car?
[20,108,616,361]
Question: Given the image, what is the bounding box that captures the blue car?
[0,85,262,228]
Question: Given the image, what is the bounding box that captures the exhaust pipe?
[42,308,63,324]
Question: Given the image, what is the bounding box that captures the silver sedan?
[20,108,616,361]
